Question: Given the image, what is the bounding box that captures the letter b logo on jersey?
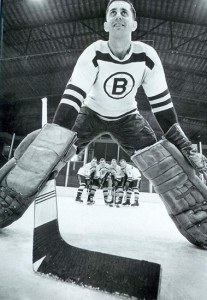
[112,78,128,95]
[104,72,135,99]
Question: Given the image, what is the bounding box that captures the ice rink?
[0,187,207,300]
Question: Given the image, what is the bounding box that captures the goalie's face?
[104,1,137,36]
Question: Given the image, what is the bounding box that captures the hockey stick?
[33,179,161,299]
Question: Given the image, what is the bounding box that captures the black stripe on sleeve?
[62,94,82,108]
[150,98,172,109]
[53,103,78,130]
[148,89,169,101]
[66,84,86,99]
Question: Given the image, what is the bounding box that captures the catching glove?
[163,123,207,178]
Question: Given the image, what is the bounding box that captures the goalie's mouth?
[113,23,125,27]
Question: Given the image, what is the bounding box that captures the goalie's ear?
[104,21,109,33]
[132,20,137,32]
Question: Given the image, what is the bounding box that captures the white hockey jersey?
[77,162,98,178]
[97,163,110,179]
[120,164,141,181]
[60,40,173,121]
[109,164,122,179]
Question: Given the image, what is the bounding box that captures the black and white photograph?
[0,0,207,299]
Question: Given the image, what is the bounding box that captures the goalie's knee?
[131,140,194,190]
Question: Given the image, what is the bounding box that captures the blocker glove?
[164,123,207,178]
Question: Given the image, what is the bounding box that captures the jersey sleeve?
[133,167,141,179]
[142,46,179,132]
[77,166,84,176]
[53,43,98,129]
[125,165,133,181]
[142,46,173,114]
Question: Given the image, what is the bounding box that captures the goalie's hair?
[106,0,136,20]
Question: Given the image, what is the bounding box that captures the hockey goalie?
[1,121,207,251]
[1,0,207,251]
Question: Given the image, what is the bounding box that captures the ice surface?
[0,187,207,300]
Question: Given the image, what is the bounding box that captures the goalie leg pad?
[131,139,207,249]
[0,158,16,182]
[14,129,41,160]
[0,124,77,228]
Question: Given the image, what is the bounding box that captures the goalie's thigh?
[73,107,104,154]
[111,114,157,156]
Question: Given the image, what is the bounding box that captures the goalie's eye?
[109,9,117,17]
[121,9,128,17]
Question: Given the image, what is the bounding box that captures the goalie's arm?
[141,45,178,134]
[155,100,207,174]
[53,43,98,130]
[0,44,98,229]
[142,45,207,174]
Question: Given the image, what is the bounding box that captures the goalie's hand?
[181,146,207,175]
[164,123,207,177]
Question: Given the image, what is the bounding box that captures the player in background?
[109,159,121,183]
[113,162,127,205]
[108,158,121,204]
[75,157,99,204]
[130,168,142,206]
[119,159,141,206]
[97,158,111,204]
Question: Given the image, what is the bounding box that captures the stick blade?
[33,180,161,299]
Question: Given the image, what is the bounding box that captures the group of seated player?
[75,157,141,206]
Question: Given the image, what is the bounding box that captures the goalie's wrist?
[163,123,191,150]
[52,122,76,134]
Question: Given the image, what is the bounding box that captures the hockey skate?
[87,196,95,205]
[122,199,131,206]
[75,197,83,203]
[106,199,114,206]
[104,197,109,204]
[131,200,139,207]
[115,198,122,208]
[115,198,122,205]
